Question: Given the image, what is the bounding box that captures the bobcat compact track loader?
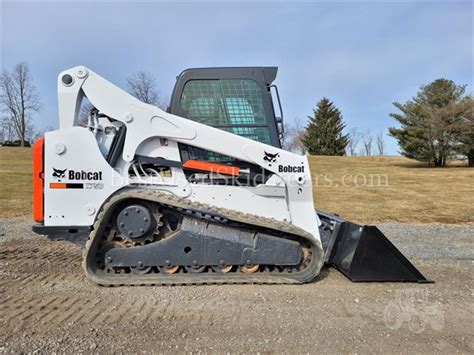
[32,66,429,285]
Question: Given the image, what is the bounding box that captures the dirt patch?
[0,220,472,353]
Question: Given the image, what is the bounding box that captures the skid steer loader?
[31,66,430,285]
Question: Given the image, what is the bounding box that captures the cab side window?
[180,79,271,144]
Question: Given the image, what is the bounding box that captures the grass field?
[1,147,473,223]
[0,147,34,219]
[310,155,473,224]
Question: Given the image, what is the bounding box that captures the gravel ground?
[0,219,473,353]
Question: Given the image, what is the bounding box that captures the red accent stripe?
[183,160,240,176]
[50,183,67,189]
[33,137,45,222]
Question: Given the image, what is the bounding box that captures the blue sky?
[1,1,472,154]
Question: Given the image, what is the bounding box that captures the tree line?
[0,62,164,146]
[282,100,388,157]
[2,62,472,167]
[283,79,473,167]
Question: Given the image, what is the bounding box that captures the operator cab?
[169,67,284,149]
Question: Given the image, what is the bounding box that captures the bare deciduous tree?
[282,118,306,154]
[376,129,385,156]
[1,117,15,142]
[127,71,164,108]
[78,98,94,126]
[362,131,373,156]
[0,63,41,146]
[281,122,293,150]
[347,128,363,156]
[27,124,53,143]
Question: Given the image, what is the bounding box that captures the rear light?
[33,137,45,222]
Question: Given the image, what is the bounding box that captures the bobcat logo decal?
[263,151,280,166]
[52,168,67,181]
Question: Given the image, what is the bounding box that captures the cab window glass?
[180,79,267,127]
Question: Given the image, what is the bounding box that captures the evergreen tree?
[389,79,471,167]
[302,98,349,155]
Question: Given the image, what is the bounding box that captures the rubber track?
[82,188,324,286]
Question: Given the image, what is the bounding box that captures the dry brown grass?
[0,147,33,218]
[309,155,474,224]
[0,148,472,223]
